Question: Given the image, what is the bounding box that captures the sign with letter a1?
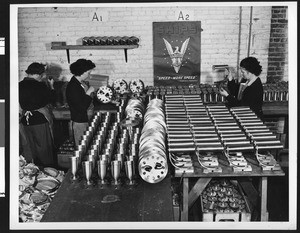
[153,21,201,86]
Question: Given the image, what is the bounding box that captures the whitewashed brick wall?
[17,5,272,86]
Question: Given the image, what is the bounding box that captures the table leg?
[260,177,269,221]
[68,121,73,141]
[188,178,211,208]
[181,177,189,221]
[181,177,211,221]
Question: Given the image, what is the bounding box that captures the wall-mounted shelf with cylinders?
[51,41,139,63]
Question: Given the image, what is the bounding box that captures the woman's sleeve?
[227,80,239,97]
[242,82,263,115]
[225,80,241,107]
[40,83,56,106]
[225,94,241,108]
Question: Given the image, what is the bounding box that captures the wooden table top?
[262,101,288,116]
[41,171,174,222]
[174,152,285,178]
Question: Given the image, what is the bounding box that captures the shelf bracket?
[66,49,70,64]
[124,49,128,63]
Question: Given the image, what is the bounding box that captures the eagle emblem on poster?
[163,37,190,74]
[153,21,201,86]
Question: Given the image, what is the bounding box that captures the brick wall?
[267,6,288,82]
[17,4,273,86]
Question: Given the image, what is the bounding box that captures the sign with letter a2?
[153,21,201,86]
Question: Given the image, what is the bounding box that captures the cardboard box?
[57,152,73,169]
[200,180,251,222]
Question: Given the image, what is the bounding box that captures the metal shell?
[96,86,114,103]
[112,79,128,94]
[129,79,144,93]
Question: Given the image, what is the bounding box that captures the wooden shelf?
[263,101,288,116]
[51,45,138,50]
[51,44,139,63]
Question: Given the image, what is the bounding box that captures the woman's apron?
[19,105,54,163]
[22,105,54,142]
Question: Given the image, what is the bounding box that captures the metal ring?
[129,79,144,93]
[96,86,114,103]
[112,79,128,94]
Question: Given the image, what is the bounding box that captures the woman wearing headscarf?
[219,57,264,119]
[66,59,95,147]
[19,62,55,167]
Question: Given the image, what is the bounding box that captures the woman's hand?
[219,87,229,97]
[48,78,55,90]
[86,86,95,96]
[224,68,233,81]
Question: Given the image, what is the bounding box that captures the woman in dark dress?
[66,59,95,147]
[219,57,264,119]
[19,62,55,166]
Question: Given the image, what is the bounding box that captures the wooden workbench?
[53,101,288,120]
[53,102,118,120]
[41,171,174,222]
[175,152,285,222]
[262,101,288,116]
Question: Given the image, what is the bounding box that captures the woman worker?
[19,62,55,167]
[219,57,264,119]
[66,59,95,147]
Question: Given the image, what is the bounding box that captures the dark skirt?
[20,122,54,167]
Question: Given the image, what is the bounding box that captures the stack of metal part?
[201,179,249,214]
[147,84,227,103]
[125,98,144,122]
[200,84,225,103]
[69,107,141,187]
[206,104,253,172]
[165,95,223,173]
[263,81,288,102]
[96,86,114,103]
[138,99,168,183]
[230,106,283,171]
[147,82,289,104]
[129,79,145,95]
[112,79,128,95]
[96,79,145,103]
[82,36,139,46]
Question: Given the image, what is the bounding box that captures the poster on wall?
[153,21,201,86]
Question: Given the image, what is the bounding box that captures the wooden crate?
[56,139,74,169]
[200,180,251,222]
[88,74,108,89]
[57,152,73,169]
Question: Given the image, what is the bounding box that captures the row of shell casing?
[146,91,226,103]
[205,105,254,152]
[100,125,140,165]
[74,111,105,161]
[263,90,288,102]
[230,107,283,151]
[83,117,142,185]
[147,84,218,94]
[82,36,139,46]
[73,104,145,179]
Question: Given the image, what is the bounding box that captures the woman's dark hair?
[70,59,96,76]
[25,62,46,75]
[240,57,262,76]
